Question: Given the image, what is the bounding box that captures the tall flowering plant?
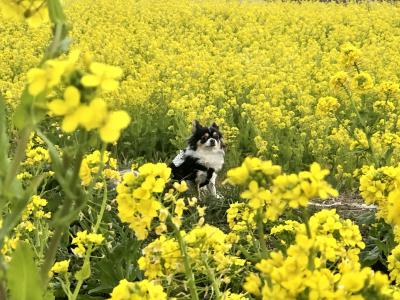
[0,1,131,298]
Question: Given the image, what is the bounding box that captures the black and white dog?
[169,120,225,197]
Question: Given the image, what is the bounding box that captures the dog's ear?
[210,122,219,130]
[192,120,201,133]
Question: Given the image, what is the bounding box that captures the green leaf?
[43,290,55,300]
[7,242,43,300]
[13,88,35,129]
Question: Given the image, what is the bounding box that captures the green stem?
[86,144,106,195]
[256,208,268,259]
[383,94,390,129]
[40,141,85,287]
[303,208,315,271]
[0,256,7,300]
[41,0,68,64]
[333,115,362,147]
[353,62,360,74]
[40,202,71,286]
[169,217,199,300]
[202,256,221,300]
[237,245,258,264]
[93,179,108,233]
[3,127,31,190]
[70,245,93,300]
[342,83,379,165]
[71,181,108,299]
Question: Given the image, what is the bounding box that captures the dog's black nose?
[209,139,216,146]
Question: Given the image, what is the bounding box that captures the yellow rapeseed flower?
[81,62,123,91]
[48,86,81,132]
[109,279,167,300]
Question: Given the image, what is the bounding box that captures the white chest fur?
[188,148,225,171]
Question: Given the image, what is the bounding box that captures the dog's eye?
[201,134,209,143]
[212,132,219,139]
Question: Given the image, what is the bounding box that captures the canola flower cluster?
[224,158,400,300]
[1,195,51,258]
[323,42,400,169]
[358,166,400,286]
[16,133,54,182]
[109,279,167,300]
[71,230,104,257]
[226,157,338,222]
[359,165,400,225]
[22,133,50,166]
[243,209,397,299]
[49,259,69,277]
[18,195,51,231]
[138,224,245,281]
[79,150,120,189]
[112,158,400,299]
[31,51,131,143]
[116,163,171,240]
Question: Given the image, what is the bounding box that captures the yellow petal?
[28,78,47,96]
[89,62,106,75]
[100,79,119,91]
[90,98,107,110]
[99,125,120,143]
[64,55,78,75]
[107,110,131,129]
[62,113,79,132]
[90,98,108,121]
[75,105,93,130]
[48,99,67,116]
[81,74,100,87]
[64,86,80,108]
[27,68,45,83]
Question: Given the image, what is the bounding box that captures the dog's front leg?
[207,173,217,197]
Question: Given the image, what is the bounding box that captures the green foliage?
[357,211,396,271]
[7,242,43,300]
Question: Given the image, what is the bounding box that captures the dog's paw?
[214,193,223,199]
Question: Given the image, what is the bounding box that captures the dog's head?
[188,120,225,151]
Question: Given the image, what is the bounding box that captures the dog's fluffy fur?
[169,120,225,197]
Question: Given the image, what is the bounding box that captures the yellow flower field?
[2,0,400,174]
[2,0,400,299]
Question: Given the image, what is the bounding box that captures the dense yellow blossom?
[245,209,395,299]
[138,224,245,282]
[116,163,171,240]
[359,165,400,222]
[352,71,374,91]
[79,150,120,187]
[4,0,400,173]
[71,230,104,257]
[18,195,51,232]
[340,42,362,67]
[315,96,340,117]
[49,260,70,277]
[226,202,256,233]
[228,159,337,222]
[109,279,167,300]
